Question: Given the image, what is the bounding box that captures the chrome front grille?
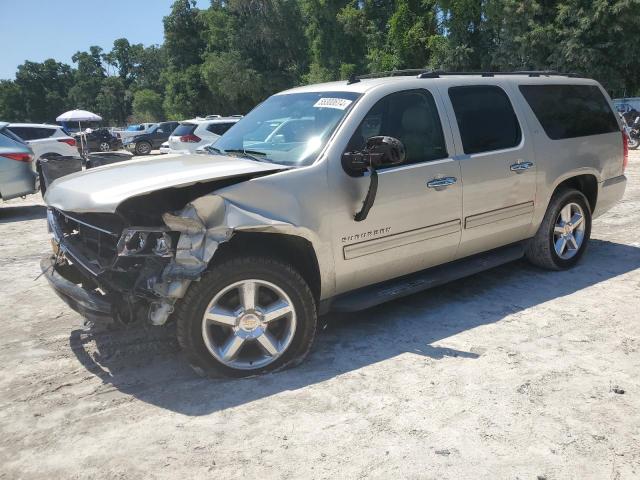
[49,208,123,266]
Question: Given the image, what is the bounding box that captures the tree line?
[1,0,639,126]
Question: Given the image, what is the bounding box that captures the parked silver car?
[0,122,37,201]
[41,71,627,377]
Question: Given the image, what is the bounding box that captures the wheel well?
[213,232,322,302]
[555,174,598,213]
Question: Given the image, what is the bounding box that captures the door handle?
[427,176,457,188]
[510,161,534,173]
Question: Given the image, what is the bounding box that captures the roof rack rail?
[416,70,581,79]
[347,69,429,84]
[346,69,581,85]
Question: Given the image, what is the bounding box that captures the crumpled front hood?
[44,153,286,213]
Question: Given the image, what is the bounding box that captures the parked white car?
[159,141,170,154]
[7,123,78,171]
[168,117,241,153]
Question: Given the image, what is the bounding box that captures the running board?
[329,242,525,312]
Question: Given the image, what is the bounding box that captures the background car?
[82,128,122,152]
[168,116,240,154]
[6,123,78,171]
[123,121,179,155]
[116,122,157,142]
[159,141,170,154]
[0,122,37,201]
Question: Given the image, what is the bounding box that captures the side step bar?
[328,242,525,312]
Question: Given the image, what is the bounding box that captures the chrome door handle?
[510,161,534,172]
[427,176,457,188]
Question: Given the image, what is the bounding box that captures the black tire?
[628,137,639,150]
[175,256,317,378]
[525,188,592,270]
[135,141,152,155]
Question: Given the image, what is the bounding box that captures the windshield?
[214,91,360,167]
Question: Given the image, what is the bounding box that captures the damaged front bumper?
[40,255,114,323]
[42,188,316,326]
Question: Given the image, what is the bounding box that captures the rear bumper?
[40,255,114,323]
[593,175,627,218]
[0,163,37,200]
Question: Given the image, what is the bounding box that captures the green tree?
[0,80,24,122]
[104,38,144,87]
[132,88,164,122]
[68,46,106,112]
[14,59,73,122]
[164,0,205,69]
[96,77,128,125]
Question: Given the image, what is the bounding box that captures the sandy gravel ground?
[1,153,639,480]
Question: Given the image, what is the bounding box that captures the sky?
[0,0,202,80]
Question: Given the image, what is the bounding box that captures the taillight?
[5,153,32,162]
[622,130,629,171]
[58,138,77,147]
[179,134,201,143]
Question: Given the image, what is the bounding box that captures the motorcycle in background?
[622,113,640,149]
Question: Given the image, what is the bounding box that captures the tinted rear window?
[8,126,55,141]
[448,85,522,154]
[206,122,235,135]
[173,124,196,136]
[519,84,619,139]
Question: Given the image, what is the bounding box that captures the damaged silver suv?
[42,71,628,377]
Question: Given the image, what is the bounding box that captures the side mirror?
[341,136,405,222]
[342,136,405,177]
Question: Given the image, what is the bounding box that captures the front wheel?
[98,141,111,152]
[175,256,317,377]
[628,136,639,150]
[135,141,152,156]
[525,188,591,270]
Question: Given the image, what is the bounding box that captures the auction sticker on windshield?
[313,98,353,110]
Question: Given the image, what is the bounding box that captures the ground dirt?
[1,153,639,479]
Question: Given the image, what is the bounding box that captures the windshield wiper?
[222,149,274,163]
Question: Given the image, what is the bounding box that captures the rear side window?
[8,126,55,141]
[448,86,522,154]
[519,84,619,139]
[172,124,196,136]
[206,122,235,135]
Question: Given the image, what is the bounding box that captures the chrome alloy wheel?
[553,202,586,260]
[201,279,297,370]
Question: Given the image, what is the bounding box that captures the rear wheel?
[628,136,639,150]
[135,141,152,155]
[175,256,317,377]
[525,188,591,270]
[98,141,111,152]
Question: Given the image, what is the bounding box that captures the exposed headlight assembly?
[117,227,174,257]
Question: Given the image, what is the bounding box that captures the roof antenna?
[347,73,360,85]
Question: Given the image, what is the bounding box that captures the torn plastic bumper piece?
[40,255,114,324]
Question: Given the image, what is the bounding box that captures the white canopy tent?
[56,109,102,158]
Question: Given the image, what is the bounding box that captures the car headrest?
[401,106,432,134]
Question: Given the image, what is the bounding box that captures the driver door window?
[347,89,448,165]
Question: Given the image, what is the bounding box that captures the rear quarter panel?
[511,79,623,234]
